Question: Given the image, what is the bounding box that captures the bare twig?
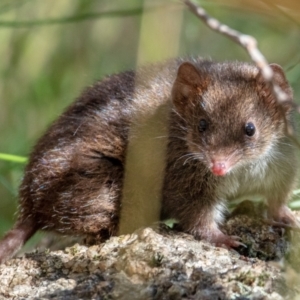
[183,0,300,145]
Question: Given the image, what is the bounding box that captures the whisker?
[187,139,203,149]
[186,155,200,164]
[174,153,194,167]
[226,148,240,163]
[277,141,293,147]
[174,151,205,168]
[169,123,188,132]
[171,108,188,123]
[183,155,198,166]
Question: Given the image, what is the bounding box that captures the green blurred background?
[0,0,300,238]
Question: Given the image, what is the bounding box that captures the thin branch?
[183,0,300,146]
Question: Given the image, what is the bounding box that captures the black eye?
[245,122,256,136]
[198,119,208,132]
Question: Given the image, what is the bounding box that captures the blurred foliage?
[0,0,300,238]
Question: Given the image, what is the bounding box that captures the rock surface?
[0,202,300,300]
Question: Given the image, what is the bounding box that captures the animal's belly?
[218,170,268,202]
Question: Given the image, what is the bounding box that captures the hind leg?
[29,148,124,242]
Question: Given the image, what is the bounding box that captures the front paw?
[193,227,246,249]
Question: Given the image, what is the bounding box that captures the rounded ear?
[256,64,293,114]
[172,62,209,114]
[269,63,293,99]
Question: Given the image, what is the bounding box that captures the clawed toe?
[207,232,246,249]
[224,236,247,248]
[268,205,300,229]
[264,219,293,229]
[232,240,247,248]
[267,220,300,232]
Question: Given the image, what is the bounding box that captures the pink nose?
[211,161,227,176]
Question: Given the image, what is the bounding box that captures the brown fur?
[0,57,298,262]
[162,61,298,246]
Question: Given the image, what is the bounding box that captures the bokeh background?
[0,0,300,242]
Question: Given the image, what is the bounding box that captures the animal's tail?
[0,218,37,264]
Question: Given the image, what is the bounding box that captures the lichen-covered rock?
[0,232,288,299]
[0,203,299,299]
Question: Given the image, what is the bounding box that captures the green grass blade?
[0,153,28,163]
[0,8,145,28]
